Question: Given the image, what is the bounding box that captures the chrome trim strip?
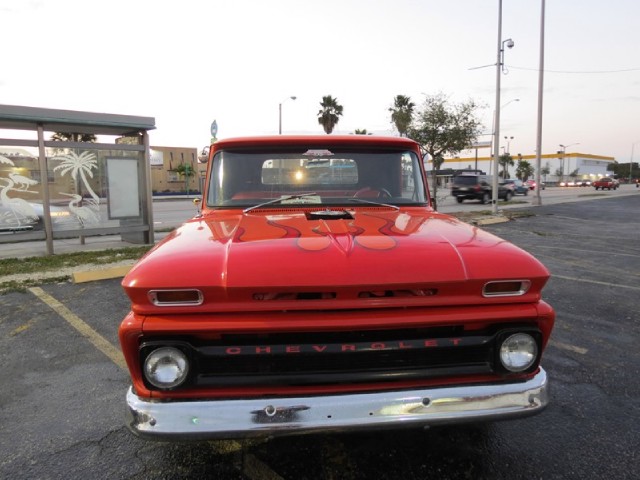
[125,369,549,440]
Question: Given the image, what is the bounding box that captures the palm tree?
[51,132,97,143]
[389,95,415,137]
[498,153,515,179]
[317,95,343,134]
[52,151,99,204]
[50,132,97,156]
[541,162,551,183]
[517,161,535,181]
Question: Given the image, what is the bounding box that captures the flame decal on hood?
[235,212,402,254]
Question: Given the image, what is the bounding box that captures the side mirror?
[193,197,202,215]
[197,146,210,163]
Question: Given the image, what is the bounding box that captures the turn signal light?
[148,289,203,306]
[482,280,530,297]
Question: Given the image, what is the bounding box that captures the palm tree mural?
[389,95,415,137]
[317,95,343,134]
[52,151,100,224]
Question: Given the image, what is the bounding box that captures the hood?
[124,208,548,292]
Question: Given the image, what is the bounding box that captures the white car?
[0,202,74,232]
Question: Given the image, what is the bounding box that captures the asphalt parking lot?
[1,194,639,480]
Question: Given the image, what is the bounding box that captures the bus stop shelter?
[0,104,156,255]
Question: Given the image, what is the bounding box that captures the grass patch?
[578,193,607,198]
[0,246,151,277]
[449,209,535,223]
[0,276,71,294]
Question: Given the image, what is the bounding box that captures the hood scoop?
[306,209,353,220]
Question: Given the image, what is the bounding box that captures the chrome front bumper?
[126,368,548,440]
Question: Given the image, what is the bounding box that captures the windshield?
[206,147,428,208]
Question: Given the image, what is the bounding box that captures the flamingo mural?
[52,151,100,226]
[0,154,40,228]
[0,176,39,227]
[8,172,39,191]
[59,192,100,226]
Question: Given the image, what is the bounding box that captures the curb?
[473,216,511,226]
[72,265,132,284]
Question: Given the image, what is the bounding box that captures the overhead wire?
[506,65,640,74]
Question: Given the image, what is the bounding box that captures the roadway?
[151,183,640,229]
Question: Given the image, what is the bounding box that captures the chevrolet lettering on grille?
[210,337,482,356]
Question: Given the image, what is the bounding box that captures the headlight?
[499,333,538,372]
[144,347,189,389]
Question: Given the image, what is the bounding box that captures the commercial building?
[147,146,207,195]
[432,151,616,186]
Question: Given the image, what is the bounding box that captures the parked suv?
[451,174,513,204]
[501,179,529,195]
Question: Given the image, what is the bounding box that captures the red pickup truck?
[119,135,555,440]
[593,177,619,190]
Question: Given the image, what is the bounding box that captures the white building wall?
[432,153,615,184]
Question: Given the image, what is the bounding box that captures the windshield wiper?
[347,198,400,210]
[243,193,318,213]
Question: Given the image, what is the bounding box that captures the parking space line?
[553,275,640,291]
[549,339,588,355]
[28,286,127,371]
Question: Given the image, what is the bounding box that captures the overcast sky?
[2,0,639,162]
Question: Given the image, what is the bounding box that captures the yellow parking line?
[28,287,284,480]
[29,286,127,371]
[243,454,285,480]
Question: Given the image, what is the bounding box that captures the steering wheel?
[353,187,392,200]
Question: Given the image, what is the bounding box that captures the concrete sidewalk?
[0,232,169,260]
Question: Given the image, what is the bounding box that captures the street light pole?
[492,0,514,215]
[532,0,546,206]
[630,141,640,182]
[278,96,297,134]
[504,136,514,153]
[490,98,518,179]
[559,142,579,182]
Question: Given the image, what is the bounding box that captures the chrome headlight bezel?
[143,346,190,390]
[498,332,539,373]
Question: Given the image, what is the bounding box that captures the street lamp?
[278,96,297,134]
[504,136,514,153]
[490,99,519,143]
[559,143,579,182]
[492,0,515,214]
[489,98,518,179]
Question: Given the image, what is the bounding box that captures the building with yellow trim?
[432,150,615,185]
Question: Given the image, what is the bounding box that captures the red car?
[119,135,555,440]
[593,177,619,190]
[525,179,545,190]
